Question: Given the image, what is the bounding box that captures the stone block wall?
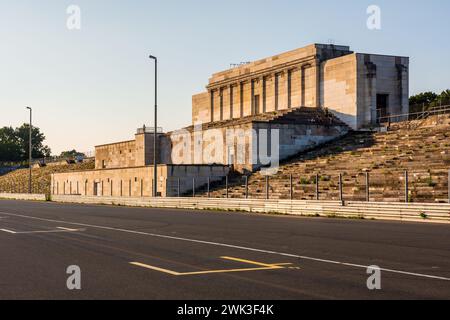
[321,53,409,130]
[51,165,230,198]
[192,44,354,125]
[95,133,168,170]
[321,53,358,129]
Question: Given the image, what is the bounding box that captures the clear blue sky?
[1,0,449,154]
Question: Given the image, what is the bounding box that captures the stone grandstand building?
[51,43,409,197]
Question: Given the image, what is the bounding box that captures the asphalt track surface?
[0,199,449,299]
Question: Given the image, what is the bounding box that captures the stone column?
[274,73,279,111]
[262,76,267,113]
[365,61,377,126]
[287,69,292,108]
[397,63,409,115]
[209,90,214,123]
[251,79,255,115]
[300,66,306,106]
[239,82,244,118]
[314,60,321,108]
[229,84,234,119]
[219,87,224,121]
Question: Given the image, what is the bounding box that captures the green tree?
[409,91,438,106]
[14,124,51,160]
[0,127,22,162]
[437,90,450,104]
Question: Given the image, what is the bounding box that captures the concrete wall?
[95,140,137,169]
[51,195,450,224]
[0,193,46,201]
[253,122,349,165]
[321,53,409,130]
[356,53,409,127]
[51,165,229,197]
[169,120,348,173]
[321,53,358,129]
[192,92,210,124]
[95,133,168,170]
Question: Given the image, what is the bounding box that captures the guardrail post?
[192,178,195,198]
[290,174,293,200]
[225,176,229,199]
[177,178,180,197]
[245,176,248,199]
[404,170,409,203]
[365,172,370,202]
[315,174,319,201]
[265,176,269,200]
[207,177,210,198]
[339,173,343,202]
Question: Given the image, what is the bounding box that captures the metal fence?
[2,170,448,204]
[378,105,450,125]
[165,170,450,204]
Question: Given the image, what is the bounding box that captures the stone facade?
[51,165,229,197]
[192,44,409,130]
[172,107,349,173]
[52,43,410,197]
[94,129,170,169]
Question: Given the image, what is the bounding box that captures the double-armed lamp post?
[26,107,32,194]
[149,55,158,197]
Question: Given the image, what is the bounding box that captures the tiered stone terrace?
[197,114,450,203]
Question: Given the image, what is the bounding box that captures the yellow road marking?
[130,262,181,275]
[130,257,295,276]
[221,256,285,267]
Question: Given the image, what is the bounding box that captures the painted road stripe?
[57,227,80,232]
[0,228,17,234]
[130,257,291,276]
[0,226,84,234]
[1,211,449,281]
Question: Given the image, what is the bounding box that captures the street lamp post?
[26,107,32,194]
[149,55,158,197]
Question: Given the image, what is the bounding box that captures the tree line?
[409,89,450,109]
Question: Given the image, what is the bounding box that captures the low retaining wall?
[0,193,47,201]
[52,195,450,224]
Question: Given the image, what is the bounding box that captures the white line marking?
[0,225,84,234]
[0,228,17,234]
[57,227,79,232]
[0,211,449,281]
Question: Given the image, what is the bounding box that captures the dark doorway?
[254,95,260,115]
[376,94,389,122]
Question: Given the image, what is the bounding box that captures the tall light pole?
[149,55,158,197]
[26,107,32,194]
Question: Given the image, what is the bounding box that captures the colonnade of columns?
[208,60,321,123]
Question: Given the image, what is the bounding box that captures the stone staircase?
[196,114,450,203]
[195,106,348,130]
